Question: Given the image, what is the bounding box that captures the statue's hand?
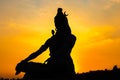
[15,60,27,75]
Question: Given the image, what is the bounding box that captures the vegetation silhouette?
[15,8,76,80]
[76,65,120,80]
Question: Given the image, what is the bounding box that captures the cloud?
[93,26,120,40]
[104,2,114,10]
[0,0,56,29]
[104,0,120,9]
[108,28,120,39]
[110,0,120,3]
[78,26,120,48]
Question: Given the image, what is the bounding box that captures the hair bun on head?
[58,8,63,12]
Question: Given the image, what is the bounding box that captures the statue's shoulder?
[47,35,56,42]
[70,34,76,41]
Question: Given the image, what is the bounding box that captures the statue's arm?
[23,39,50,62]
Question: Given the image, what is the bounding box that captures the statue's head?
[57,8,63,13]
[55,8,71,34]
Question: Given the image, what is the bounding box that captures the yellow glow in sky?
[0,0,120,78]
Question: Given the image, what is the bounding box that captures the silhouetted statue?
[15,8,76,80]
[54,8,71,34]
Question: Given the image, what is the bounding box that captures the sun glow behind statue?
[0,0,120,78]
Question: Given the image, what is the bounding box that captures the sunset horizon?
[0,0,120,78]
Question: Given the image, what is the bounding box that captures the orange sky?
[0,0,120,78]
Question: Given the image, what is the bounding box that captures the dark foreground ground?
[76,65,120,80]
[0,65,120,80]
